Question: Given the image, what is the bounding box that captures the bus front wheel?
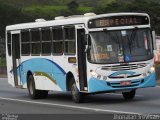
[71,83,84,103]
[122,90,136,100]
[27,74,48,99]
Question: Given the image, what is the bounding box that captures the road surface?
[0,78,160,114]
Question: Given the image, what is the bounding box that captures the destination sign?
[88,15,149,28]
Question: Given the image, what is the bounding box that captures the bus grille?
[108,74,141,79]
[101,63,147,71]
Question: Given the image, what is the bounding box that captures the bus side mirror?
[84,34,91,45]
[152,31,156,50]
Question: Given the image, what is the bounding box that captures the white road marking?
[0,97,140,114]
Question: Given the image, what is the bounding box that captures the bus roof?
[6,12,149,31]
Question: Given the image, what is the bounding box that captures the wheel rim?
[72,85,79,101]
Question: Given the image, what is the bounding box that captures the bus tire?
[122,90,136,100]
[71,83,84,103]
[27,74,48,99]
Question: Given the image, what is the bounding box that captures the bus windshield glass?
[88,28,153,64]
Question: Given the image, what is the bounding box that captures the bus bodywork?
[6,13,156,102]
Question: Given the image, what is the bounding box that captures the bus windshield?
[88,28,153,64]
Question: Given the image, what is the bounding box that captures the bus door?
[11,31,22,87]
[76,25,88,91]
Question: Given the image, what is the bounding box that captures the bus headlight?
[90,70,97,76]
[97,75,101,79]
[149,66,155,73]
[103,76,107,80]
[90,70,102,80]
[142,73,147,77]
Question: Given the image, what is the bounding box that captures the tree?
[0,3,27,38]
[94,0,160,35]
[67,1,79,12]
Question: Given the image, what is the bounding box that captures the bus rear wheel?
[71,83,84,103]
[122,90,136,100]
[27,74,48,99]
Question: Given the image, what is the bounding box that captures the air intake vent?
[101,63,147,71]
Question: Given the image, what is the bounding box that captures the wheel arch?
[26,70,33,85]
[66,71,75,91]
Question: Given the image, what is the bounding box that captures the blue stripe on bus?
[109,71,136,77]
[17,58,66,91]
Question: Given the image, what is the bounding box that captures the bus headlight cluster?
[90,70,107,80]
[143,66,155,77]
[97,75,101,79]
[149,66,155,73]
[103,76,107,80]
[90,70,97,76]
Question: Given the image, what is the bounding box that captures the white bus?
[6,13,156,103]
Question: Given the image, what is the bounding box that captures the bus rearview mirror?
[85,34,91,46]
[152,31,156,50]
[84,34,88,45]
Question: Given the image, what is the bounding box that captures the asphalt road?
[0,78,160,114]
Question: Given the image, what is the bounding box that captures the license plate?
[120,81,131,86]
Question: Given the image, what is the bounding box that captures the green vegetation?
[94,0,160,34]
[0,0,160,78]
[23,5,68,18]
[0,57,6,67]
[0,0,160,37]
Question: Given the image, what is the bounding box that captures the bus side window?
[64,26,75,54]
[41,28,52,55]
[21,30,30,56]
[7,32,11,56]
[31,29,41,55]
[52,27,63,54]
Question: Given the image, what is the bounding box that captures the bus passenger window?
[52,28,63,54]
[7,32,11,56]
[31,29,41,55]
[21,30,30,55]
[41,28,52,55]
[32,43,41,55]
[64,27,75,54]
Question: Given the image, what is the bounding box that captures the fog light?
[141,79,144,83]
[107,82,111,86]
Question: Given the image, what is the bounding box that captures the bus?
[6,13,156,103]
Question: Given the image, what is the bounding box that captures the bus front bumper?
[88,73,156,93]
